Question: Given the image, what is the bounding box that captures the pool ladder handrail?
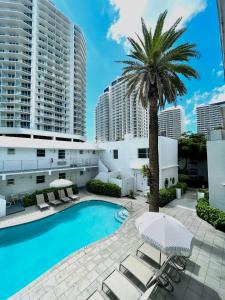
[124,201,134,212]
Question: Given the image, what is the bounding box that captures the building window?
[7,178,14,185]
[138,148,149,158]
[113,149,118,159]
[80,150,83,154]
[58,149,65,159]
[37,149,45,157]
[80,171,84,176]
[92,150,96,154]
[7,148,15,155]
[59,173,66,179]
[36,175,45,184]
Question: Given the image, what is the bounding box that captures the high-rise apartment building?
[95,87,110,142]
[95,77,148,142]
[0,0,86,141]
[95,78,184,141]
[217,0,225,75]
[158,106,185,140]
[196,102,225,136]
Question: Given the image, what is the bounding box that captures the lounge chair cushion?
[120,255,154,287]
[103,270,141,300]
[47,193,61,206]
[36,195,50,210]
[38,202,49,209]
[60,190,71,202]
[138,243,167,266]
[66,188,79,201]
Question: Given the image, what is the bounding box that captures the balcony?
[0,158,98,176]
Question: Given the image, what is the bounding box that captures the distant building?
[217,0,225,75]
[0,0,86,141]
[196,102,225,137]
[95,77,148,142]
[95,88,110,142]
[158,106,185,140]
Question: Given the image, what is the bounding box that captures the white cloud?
[209,85,225,104]
[186,99,192,105]
[107,0,207,48]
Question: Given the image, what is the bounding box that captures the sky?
[53,0,224,140]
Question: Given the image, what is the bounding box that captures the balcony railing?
[0,158,98,173]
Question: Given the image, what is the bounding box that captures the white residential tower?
[0,0,86,141]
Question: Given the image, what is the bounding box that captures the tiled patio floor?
[3,191,225,300]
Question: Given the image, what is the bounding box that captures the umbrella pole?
[160,251,161,266]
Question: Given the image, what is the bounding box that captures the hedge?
[86,179,121,198]
[159,187,176,207]
[196,198,225,232]
[147,187,176,207]
[22,184,78,207]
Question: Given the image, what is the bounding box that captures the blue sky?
[53,0,224,140]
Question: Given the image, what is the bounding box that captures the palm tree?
[119,11,199,212]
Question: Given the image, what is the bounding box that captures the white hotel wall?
[0,169,98,198]
[98,136,178,191]
[207,140,225,211]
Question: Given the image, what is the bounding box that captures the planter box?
[197,192,205,200]
[176,188,182,199]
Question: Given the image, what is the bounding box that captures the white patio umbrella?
[135,212,193,257]
[49,179,73,188]
[50,179,73,198]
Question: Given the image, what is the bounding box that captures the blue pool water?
[0,201,125,299]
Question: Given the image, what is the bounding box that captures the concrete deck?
[1,191,224,300]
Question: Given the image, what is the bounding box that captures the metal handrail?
[0,158,98,172]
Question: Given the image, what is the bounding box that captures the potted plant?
[197,188,207,200]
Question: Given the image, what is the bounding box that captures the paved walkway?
[2,192,225,300]
[169,189,197,211]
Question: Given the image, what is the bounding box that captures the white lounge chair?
[102,269,158,300]
[138,242,187,272]
[86,290,105,300]
[59,189,71,203]
[66,188,79,201]
[137,243,167,266]
[36,194,50,210]
[47,192,62,206]
[120,255,173,291]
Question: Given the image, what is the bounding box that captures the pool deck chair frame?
[86,290,105,300]
[66,188,79,201]
[102,269,141,300]
[36,194,50,210]
[102,269,159,300]
[137,243,167,267]
[120,254,174,291]
[59,189,71,203]
[138,243,187,273]
[47,192,62,206]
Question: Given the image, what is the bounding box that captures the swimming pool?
[0,200,127,299]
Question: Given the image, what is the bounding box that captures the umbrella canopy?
[50,179,73,188]
[135,212,193,256]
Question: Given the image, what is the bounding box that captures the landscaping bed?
[196,197,225,232]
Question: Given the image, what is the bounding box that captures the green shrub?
[22,184,78,207]
[175,182,188,193]
[159,187,176,207]
[86,179,121,197]
[196,198,225,232]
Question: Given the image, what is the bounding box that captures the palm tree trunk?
[148,98,159,212]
